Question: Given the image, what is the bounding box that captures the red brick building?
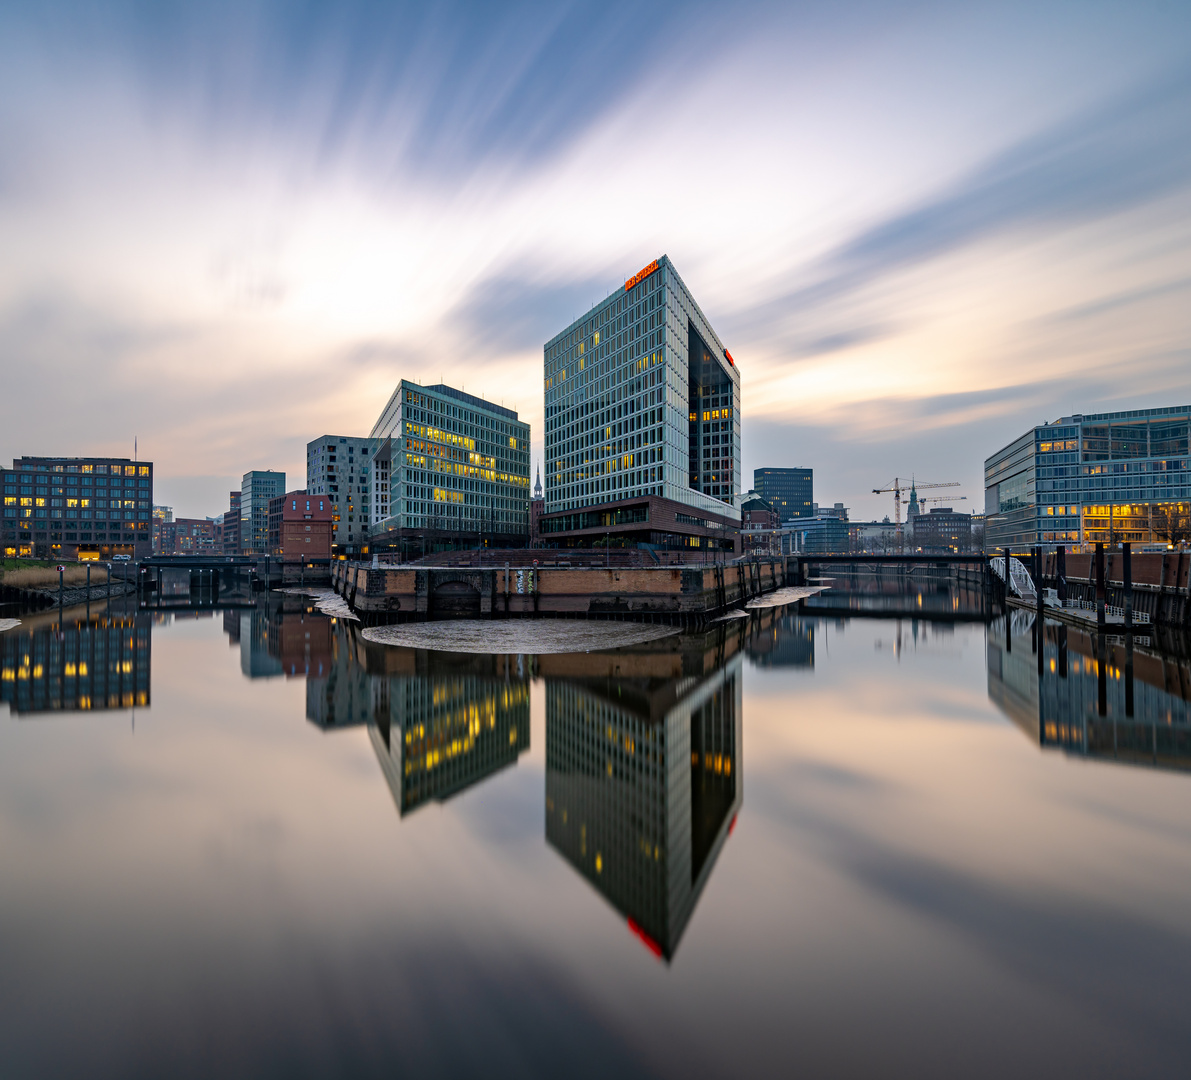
[740,492,779,555]
[172,518,215,553]
[269,490,333,562]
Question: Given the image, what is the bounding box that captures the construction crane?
[872,478,961,528]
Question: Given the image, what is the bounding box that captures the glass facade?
[984,407,1191,549]
[753,467,813,522]
[1,456,154,560]
[542,256,741,524]
[240,470,285,554]
[369,380,531,547]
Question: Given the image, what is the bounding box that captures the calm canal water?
[2,595,1190,1078]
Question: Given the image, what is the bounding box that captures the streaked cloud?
[0,1,1188,517]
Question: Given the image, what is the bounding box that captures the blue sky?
[1,1,1189,518]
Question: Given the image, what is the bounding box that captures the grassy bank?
[1,565,111,588]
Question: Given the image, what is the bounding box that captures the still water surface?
[2,597,1190,1078]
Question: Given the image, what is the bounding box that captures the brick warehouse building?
[2,456,153,560]
[268,490,333,562]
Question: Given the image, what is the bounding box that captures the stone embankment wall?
[330,557,788,624]
[0,581,136,609]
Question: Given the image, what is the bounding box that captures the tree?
[1151,503,1190,547]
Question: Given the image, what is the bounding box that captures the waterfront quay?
[330,555,792,623]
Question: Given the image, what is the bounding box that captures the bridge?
[789,553,993,619]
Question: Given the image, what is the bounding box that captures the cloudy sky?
[2,1,1189,519]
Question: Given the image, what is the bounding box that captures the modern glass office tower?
[540,255,742,553]
[985,406,1191,549]
[240,470,285,554]
[753,467,813,521]
[1,455,154,560]
[369,380,531,556]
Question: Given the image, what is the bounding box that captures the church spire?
[533,463,543,500]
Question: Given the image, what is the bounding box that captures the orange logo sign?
[625,259,659,291]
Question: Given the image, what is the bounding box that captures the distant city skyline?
[1,2,1189,520]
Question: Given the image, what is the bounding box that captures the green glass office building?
[369,380,531,555]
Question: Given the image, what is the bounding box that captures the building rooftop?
[423,383,520,422]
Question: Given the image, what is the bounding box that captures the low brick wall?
[1041,550,1191,628]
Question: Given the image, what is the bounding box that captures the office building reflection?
[306,622,379,731]
[545,646,743,961]
[988,617,1191,771]
[746,610,814,668]
[224,595,334,681]
[1,608,150,714]
[368,669,531,815]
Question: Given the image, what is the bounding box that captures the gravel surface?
[361,620,678,654]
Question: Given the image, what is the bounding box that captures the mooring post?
[1056,544,1067,606]
[1095,542,1106,632]
[58,564,63,612]
[1122,541,1133,630]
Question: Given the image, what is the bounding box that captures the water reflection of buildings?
[368,669,531,815]
[545,637,743,962]
[1,608,151,714]
[988,618,1191,771]
[224,597,334,681]
[804,566,987,620]
[746,610,814,668]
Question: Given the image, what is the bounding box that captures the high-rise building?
[368,380,531,556]
[1,455,154,560]
[753,467,813,522]
[305,435,373,556]
[240,470,285,554]
[985,407,1191,549]
[539,255,741,554]
[223,492,241,555]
